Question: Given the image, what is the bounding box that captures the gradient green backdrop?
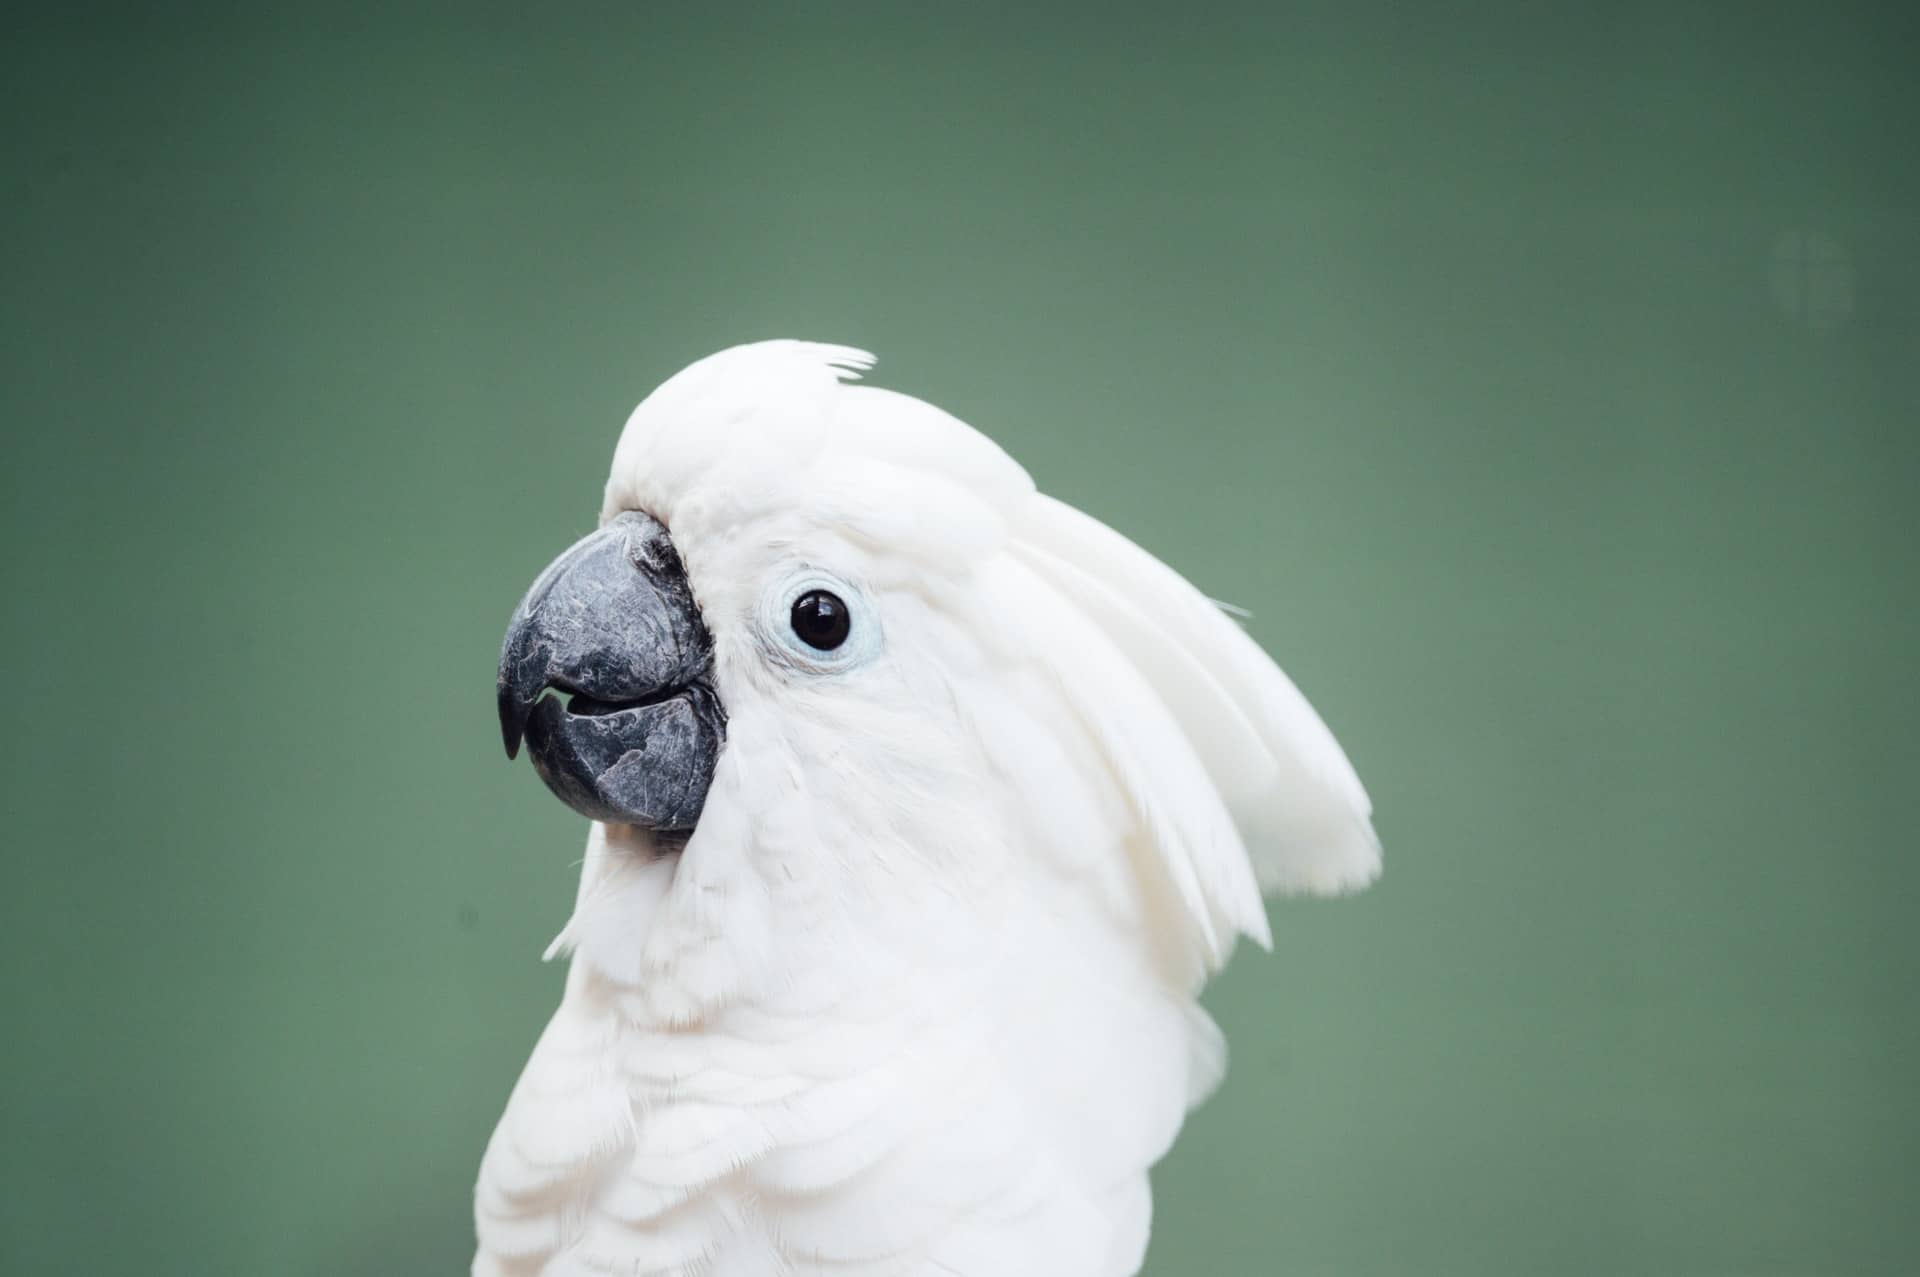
[4,3,1916,1274]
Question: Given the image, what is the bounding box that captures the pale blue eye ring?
[756,567,881,674]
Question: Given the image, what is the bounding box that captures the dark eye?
[789,589,851,651]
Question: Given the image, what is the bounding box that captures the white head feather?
[600,339,1377,973]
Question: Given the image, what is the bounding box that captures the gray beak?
[496,511,725,831]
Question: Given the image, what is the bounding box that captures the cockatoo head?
[497,341,1378,981]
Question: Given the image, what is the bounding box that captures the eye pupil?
[789,590,851,651]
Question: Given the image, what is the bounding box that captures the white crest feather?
[1013,494,1381,914]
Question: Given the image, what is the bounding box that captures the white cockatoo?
[481,341,1379,1277]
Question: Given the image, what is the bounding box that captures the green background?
[4,3,1915,1273]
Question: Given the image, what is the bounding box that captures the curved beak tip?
[498,686,530,760]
